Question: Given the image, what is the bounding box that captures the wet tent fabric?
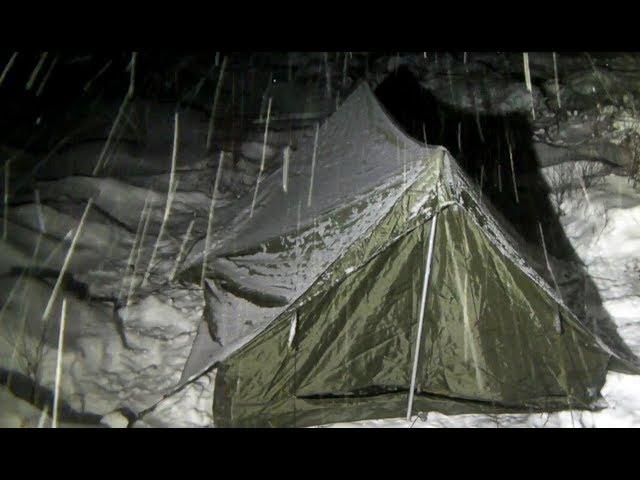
[212,199,610,428]
[178,82,433,382]
[178,83,616,427]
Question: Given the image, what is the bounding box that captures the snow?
[100,410,129,428]
[0,385,49,428]
[136,370,215,428]
[0,153,211,426]
[556,172,640,357]
[3,52,640,428]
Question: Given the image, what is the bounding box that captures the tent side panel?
[213,205,611,427]
[213,223,431,427]
[292,221,430,396]
[418,206,610,409]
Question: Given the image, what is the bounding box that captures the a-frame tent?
[179,83,620,427]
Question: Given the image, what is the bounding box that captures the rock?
[100,410,130,428]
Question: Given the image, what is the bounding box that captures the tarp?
[178,83,623,427]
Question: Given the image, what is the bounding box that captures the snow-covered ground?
[3,140,638,428]
[2,52,640,427]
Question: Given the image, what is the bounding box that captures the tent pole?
[406,211,439,422]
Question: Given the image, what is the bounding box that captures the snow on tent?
[178,82,622,427]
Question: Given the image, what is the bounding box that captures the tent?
[178,83,623,427]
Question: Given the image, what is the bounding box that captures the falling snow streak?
[522,53,532,92]
[84,60,112,92]
[522,52,536,120]
[125,196,154,310]
[240,73,245,133]
[231,72,236,142]
[36,54,58,97]
[52,297,67,428]
[444,213,484,391]
[41,198,94,324]
[179,63,216,107]
[287,311,298,349]
[206,56,229,151]
[3,159,9,240]
[403,147,407,185]
[260,72,273,122]
[538,222,561,296]
[553,52,561,109]
[538,222,563,333]
[0,236,41,331]
[92,54,137,176]
[6,266,38,391]
[34,189,45,233]
[506,132,519,203]
[0,233,77,342]
[473,90,485,144]
[127,52,138,98]
[0,51,18,87]
[142,112,180,287]
[282,145,291,193]
[118,194,151,306]
[307,122,320,207]
[447,65,455,103]
[585,52,616,104]
[202,151,226,287]
[250,97,272,218]
[92,99,130,175]
[171,216,195,282]
[25,52,48,91]
[342,52,349,89]
[324,52,331,99]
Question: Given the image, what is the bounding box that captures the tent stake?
[407,211,439,422]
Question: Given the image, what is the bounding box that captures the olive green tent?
[179,83,621,427]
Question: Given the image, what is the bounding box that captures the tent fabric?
[211,190,610,428]
[178,83,620,427]
[179,82,435,381]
